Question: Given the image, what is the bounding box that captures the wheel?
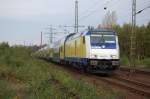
[81,66,87,73]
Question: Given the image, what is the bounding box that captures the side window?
[75,40,77,46]
[83,36,85,44]
[61,47,63,52]
[59,47,61,53]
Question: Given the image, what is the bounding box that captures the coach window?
[61,47,63,52]
[59,47,60,52]
[59,47,61,52]
[83,37,85,44]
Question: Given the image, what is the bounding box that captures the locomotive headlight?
[91,54,98,58]
[111,55,117,59]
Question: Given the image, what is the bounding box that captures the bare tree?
[101,11,118,29]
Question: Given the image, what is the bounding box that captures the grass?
[0,80,16,99]
[120,55,150,69]
[135,58,150,69]
[120,55,130,66]
[0,43,124,99]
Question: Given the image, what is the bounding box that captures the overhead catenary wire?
[103,0,131,16]
[104,0,120,10]
[79,1,109,21]
[79,0,106,16]
[70,0,119,30]
[78,0,122,22]
[79,0,149,23]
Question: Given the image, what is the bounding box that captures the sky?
[0,0,150,45]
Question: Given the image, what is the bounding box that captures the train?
[36,28,120,74]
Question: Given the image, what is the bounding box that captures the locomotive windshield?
[90,35,116,49]
[91,35,116,43]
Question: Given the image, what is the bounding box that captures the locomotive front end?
[88,30,120,73]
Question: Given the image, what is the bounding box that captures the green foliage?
[0,43,121,98]
[120,55,130,66]
[134,58,150,68]
[0,80,16,99]
[51,69,100,99]
[120,55,150,69]
[141,58,150,68]
[113,22,150,68]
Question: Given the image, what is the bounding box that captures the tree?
[0,42,9,49]
[101,11,118,29]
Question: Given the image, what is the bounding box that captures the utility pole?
[49,25,53,44]
[130,0,136,67]
[75,0,78,33]
[45,25,56,47]
[49,25,56,45]
[40,32,43,47]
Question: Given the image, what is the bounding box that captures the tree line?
[114,22,150,60]
[98,11,150,61]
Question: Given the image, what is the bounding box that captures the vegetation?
[0,43,122,99]
[99,11,150,68]
[113,22,150,68]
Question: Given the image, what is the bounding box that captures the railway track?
[66,65,150,97]
[96,75,150,97]
[95,67,150,97]
[44,60,150,98]
[115,67,150,85]
[119,67,150,75]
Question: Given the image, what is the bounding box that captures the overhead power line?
[79,1,108,21]
[79,0,104,16]
[79,9,101,21]
[79,0,120,22]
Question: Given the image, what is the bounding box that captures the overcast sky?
[0,0,150,45]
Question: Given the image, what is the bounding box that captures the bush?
[139,58,150,69]
[120,55,130,66]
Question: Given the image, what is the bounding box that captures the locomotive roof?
[65,29,117,41]
[52,36,67,48]
[52,29,117,46]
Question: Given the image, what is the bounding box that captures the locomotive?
[36,28,120,74]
